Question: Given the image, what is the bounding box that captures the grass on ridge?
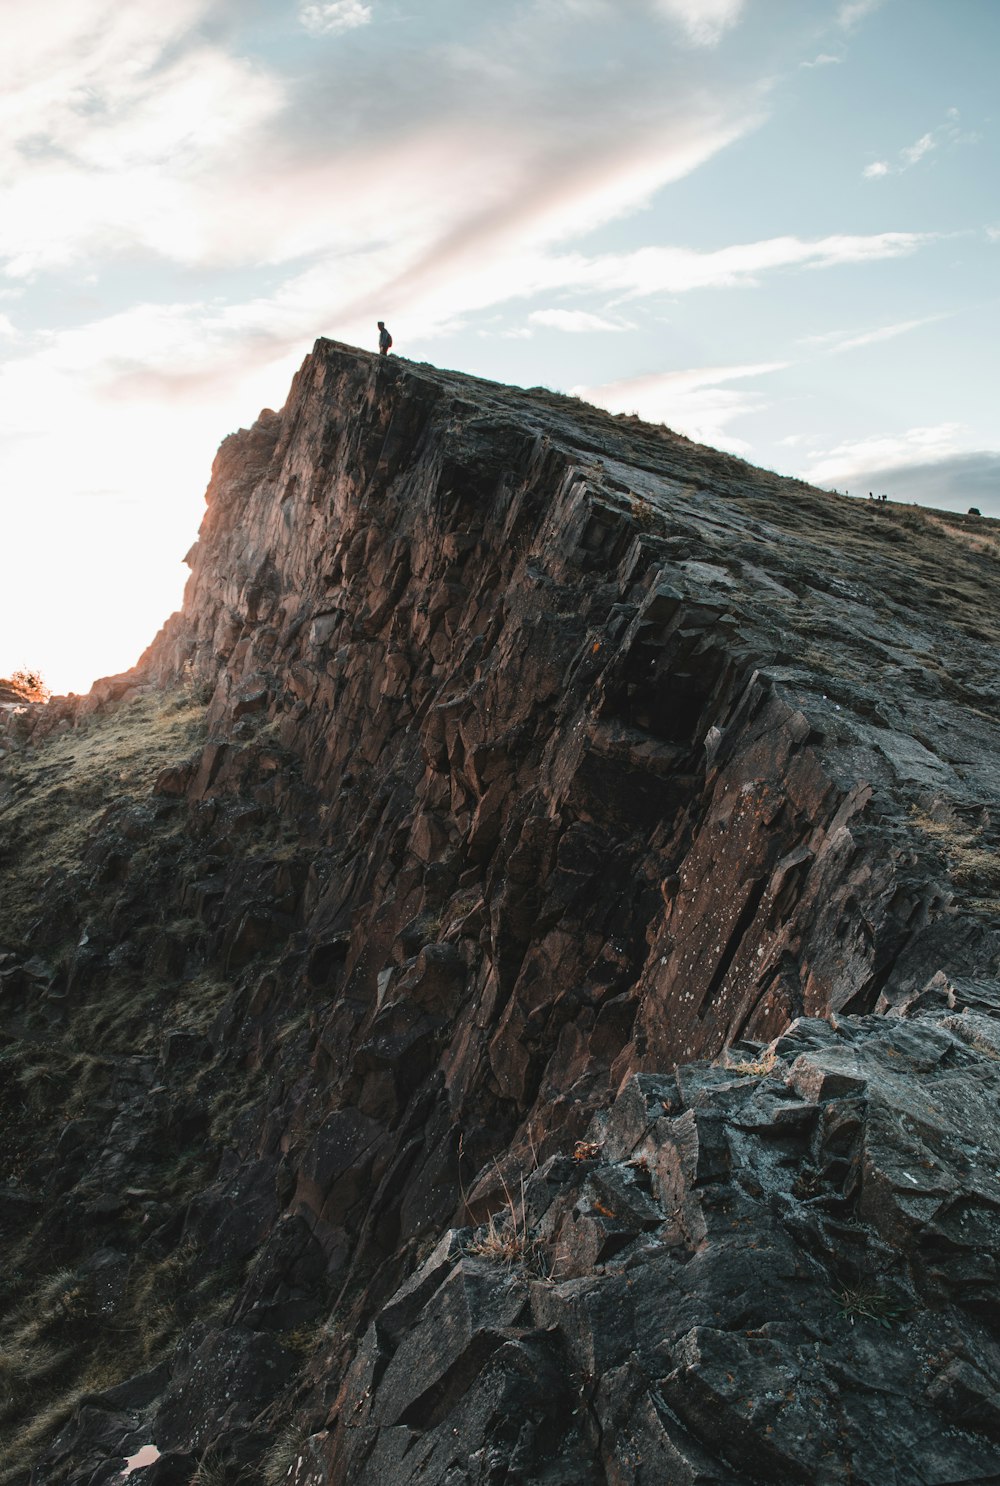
[0,689,206,947]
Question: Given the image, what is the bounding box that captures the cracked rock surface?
[1,342,999,1483]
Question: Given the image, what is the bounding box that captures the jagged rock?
[153,1325,297,1452]
[320,1002,1000,1484]
[3,342,1000,1482]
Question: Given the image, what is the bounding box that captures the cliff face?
[2,341,1000,1485]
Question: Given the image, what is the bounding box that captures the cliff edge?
[1,341,999,1485]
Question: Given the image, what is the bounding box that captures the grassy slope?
[0,692,206,951]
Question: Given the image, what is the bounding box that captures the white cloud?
[0,6,284,277]
[802,424,965,484]
[901,131,936,166]
[838,0,883,28]
[802,314,946,355]
[0,0,973,689]
[548,231,932,301]
[862,110,977,181]
[799,437,1000,517]
[573,362,787,451]
[0,0,766,300]
[651,0,745,47]
[801,54,842,68]
[987,226,1000,243]
[529,309,630,332]
[298,1,373,36]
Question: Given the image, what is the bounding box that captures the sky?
[1,0,997,695]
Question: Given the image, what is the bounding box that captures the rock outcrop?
[1,341,999,1484]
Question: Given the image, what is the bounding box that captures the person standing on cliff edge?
[377,321,392,355]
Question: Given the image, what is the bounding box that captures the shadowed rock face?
[2,341,999,1484]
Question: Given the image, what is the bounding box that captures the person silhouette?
[377,321,392,355]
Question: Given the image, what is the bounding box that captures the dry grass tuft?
[723,1049,777,1078]
[467,1206,530,1267]
[463,1160,544,1274]
[0,670,50,704]
[189,1447,235,1486]
[922,512,1000,560]
[261,1425,317,1486]
[909,806,1000,895]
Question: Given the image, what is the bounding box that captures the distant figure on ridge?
[377,321,393,356]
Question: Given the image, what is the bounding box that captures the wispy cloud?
[863,109,978,181]
[0,2,284,277]
[299,1,373,36]
[574,362,787,452]
[549,231,933,301]
[651,0,745,47]
[802,424,965,484]
[901,131,936,166]
[801,53,842,69]
[802,313,948,355]
[529,309,631,332]
[0,3,765,299]
[838,0,884,28]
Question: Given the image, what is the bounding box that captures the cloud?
[0,0,767,301]
[651,0,745,47]
[838,0,884,28]
[862,110,978,181]
[985,226,1000,243]
[298,1,373,36]
[901,132,936,166]
[0,3,284,277]
[0,0,970,690]
[806,445,1000,518]
[528,309,630,332]
[802,313,947,355]
[801,424,966,485]
[801,53,842,68]
[573,361,787,451]
[546,230,932,301]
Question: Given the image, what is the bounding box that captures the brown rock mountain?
[1,340,999,1484]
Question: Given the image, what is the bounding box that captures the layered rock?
[320,973,1000,1486]
[2,341,999,1484]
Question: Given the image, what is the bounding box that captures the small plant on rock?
[835,1282,905,1328]
[1,669,50,703]
[261,1424,317,1486]
[188,1447,238,1486]
[723,1049,777,1078]
[464,1165,545,1275]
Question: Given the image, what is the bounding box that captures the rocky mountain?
[2,339,999,1485]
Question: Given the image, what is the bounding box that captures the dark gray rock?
[5,341,1000,1484]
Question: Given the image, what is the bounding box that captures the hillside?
[1,340,999,1485]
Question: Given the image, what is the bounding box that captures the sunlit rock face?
[2,341,1000,1484]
